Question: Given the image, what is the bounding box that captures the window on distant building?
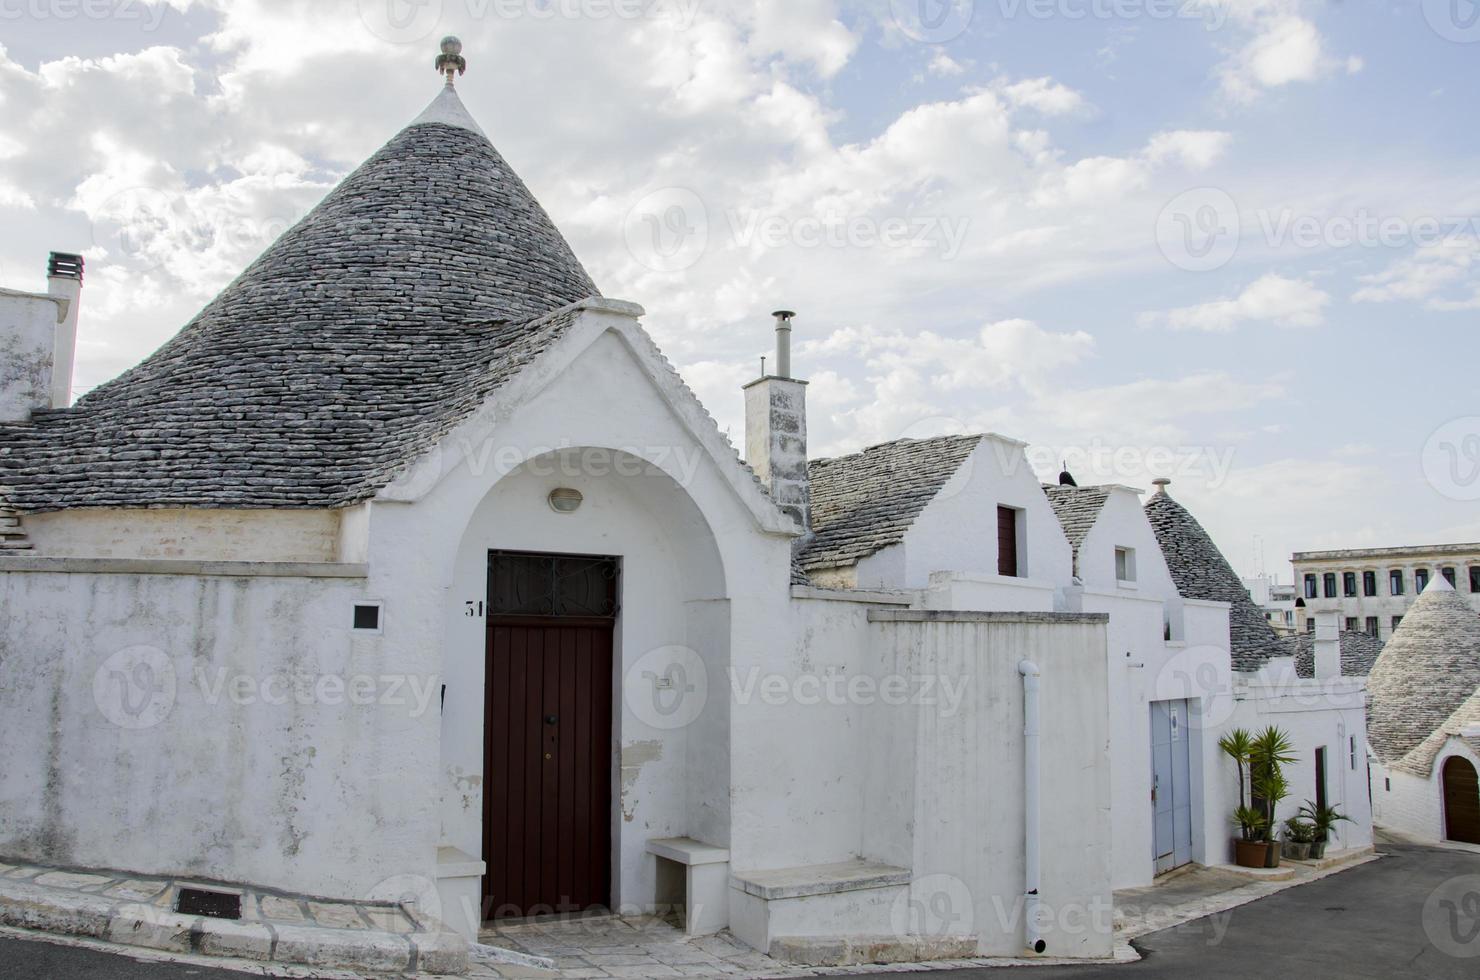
[1344,616,1358,632]
[1115,547,1137,583]
[1471,566,1480,593]
[1306,618,1315,633]
[1323,573,1338,598]
[1442,567,1457,587]
[1343,572,1358,597]
[997,506,1021,578]
[1392,615,1404,631]
[1363,571,1378,597]
[1367,616,1380,636]
[1390,569,1405,595]
[1305,574,1319,599]
[1416,568,1430,592]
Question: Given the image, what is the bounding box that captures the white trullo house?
[0,67,1371,968]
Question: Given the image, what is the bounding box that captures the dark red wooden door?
[1443,756,1480,845]
[997,506,1019,577]
[484,552,618,920]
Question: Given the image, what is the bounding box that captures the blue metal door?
[1151,699,1194,874]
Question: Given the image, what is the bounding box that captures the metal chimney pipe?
[772,310,795,379]
[46,252,84,409]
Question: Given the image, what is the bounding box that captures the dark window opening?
[1390,569,1405,596]
[1315,747,1328,815]
[1471,567,1480,593]
[1304,574,1319,599]
[1416,568,1430,592]
[1323,573,1338,598]
[1363,571,1377,597]
[1392,615,1404,631]
[1306,618,1315,633]
[488,551,621,619]
[1366,616,1380,637]
[352,604,381,631]
[997,506,1021,578]
[1343,572,1358,597]
[1442,567,1457,587]
[1345,617,1359,632]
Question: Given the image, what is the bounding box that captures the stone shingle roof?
[1366,578,1480,772]
[797,435,982,572]
[1143,486,1281,672]
[1284,630,1386,679]
[0,87,598,513]
[1043,484,1110,578]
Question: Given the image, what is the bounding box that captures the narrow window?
[996,506,1020,578]
[1415,568,1430,592]
[1442,567,1457,587]
[1350,735,1357,770]
[1343,572,1358,597]
[1366,616,1380,637]
[1345,617,1359,632]
[1115,547,1136,583]
[1471,566,1480,593]
[1306,618,1315,633]
[1363,570,1377,597]
[1315,747,1328,814]
[1390,569,1405,596]
[1304,574,1319,599]
[1323,573,1338,598]
[1392,615,1403,631]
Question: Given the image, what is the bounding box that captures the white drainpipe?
[1019,659,1046,954]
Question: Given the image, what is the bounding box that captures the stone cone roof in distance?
[1143,485,1281,671]
[1366,576,1480,770]
[0,85,599,512]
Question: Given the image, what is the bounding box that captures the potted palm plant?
[1299,801,1353,859]
[1220,729,1269,867]
[1282,817,1316,860]
[1250,727,1296,869]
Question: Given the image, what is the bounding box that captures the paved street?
[3,840,1477,979]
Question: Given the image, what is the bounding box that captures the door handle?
[545,715,558,726]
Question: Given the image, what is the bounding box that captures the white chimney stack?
[743,310,810,531]
[46,252,84,409]
[0,252,83,422]
[1313,609,1341,680]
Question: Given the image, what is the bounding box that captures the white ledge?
[0,557,369,578]
[437,846,486,880]
[647,837,730,866]
[790,585,914,605]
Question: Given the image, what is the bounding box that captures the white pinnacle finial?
[436,36,466,88]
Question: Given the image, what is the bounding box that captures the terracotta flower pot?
[1234,839,1268,868]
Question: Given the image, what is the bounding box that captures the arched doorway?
[1442,756,1480,844]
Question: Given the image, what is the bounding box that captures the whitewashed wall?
[22,508,347,562]
[0,566,433,900]
[0,288,61,421]
[864,613,1113,958]
[1372,740,1480,842]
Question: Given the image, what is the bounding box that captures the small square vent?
[353,603,382,632]
[176,887,241,920]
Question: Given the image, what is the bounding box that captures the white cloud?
[1000,77,1084,115]
[1031,129,1231,207]
[1352,238,1480,311]
[1210,2,1357,104]
[1139,274,1331,332]
[927,51,965,78]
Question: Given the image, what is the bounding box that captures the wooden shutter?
[997,506,1018,577]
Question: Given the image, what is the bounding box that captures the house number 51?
[465,601,484,617]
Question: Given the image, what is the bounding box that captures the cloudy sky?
[2,0,1478,578]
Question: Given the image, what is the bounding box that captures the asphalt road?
[2,840,1477,979]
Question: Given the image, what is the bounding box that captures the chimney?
[743,311,810,531]
[46,252,84,409]
[1313,609,1341,680]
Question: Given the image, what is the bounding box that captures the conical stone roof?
[0,86,598,511]
[1366,576,1480,771]
[1143,485,1281,671]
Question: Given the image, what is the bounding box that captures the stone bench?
[646,836,730,936]
[727,859,911,953]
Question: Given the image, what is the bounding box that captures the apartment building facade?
[1292,544,1480,640]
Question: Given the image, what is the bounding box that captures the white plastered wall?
[1372,739,1480,843]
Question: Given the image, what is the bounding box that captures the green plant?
[1299,800,1354,842]
[1252,766,1290,843]
[1219,728,1255,811]
[1249,727,1296,843]
[1283,817,1317,844]
[1233,805,1268,842]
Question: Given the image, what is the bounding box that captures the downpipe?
[1019,659,1047,955]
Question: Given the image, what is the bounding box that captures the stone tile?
[307,900,367,929]
[259,895,307,922]
[272,922,412,974]
[4,866,43,880]
[33,871,113,891]
[103,879,169,902]
[362,905,415,934]
[604,966,681,978]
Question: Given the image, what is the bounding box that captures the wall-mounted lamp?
[548,488,583,514]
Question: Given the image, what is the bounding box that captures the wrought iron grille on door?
[487,551,620,620]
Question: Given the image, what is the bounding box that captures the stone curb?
[0,875,470,975]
